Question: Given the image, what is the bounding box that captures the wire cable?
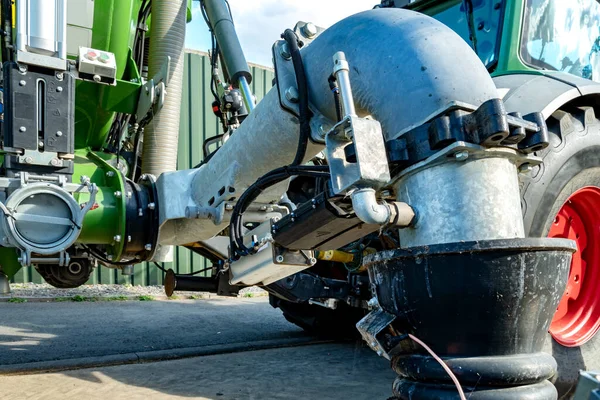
[408,333,467,400]
[81,245,140,267]
[153,262,215,276]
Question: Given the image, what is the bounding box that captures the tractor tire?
[35,259,94,289]
[521,106,600,399]
[269,294,364,339]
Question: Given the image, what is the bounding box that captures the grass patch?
[242,292,255,298]
[105,295,129,301]
[55,297,71,302]
[70,295,97,302]
[8,297,26,303]
[138,295,154,301]
[167,295,180,300]
[188,294,203,300]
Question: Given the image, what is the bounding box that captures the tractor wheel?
[35,259,94,289]
[521,106,600,398]
[269,294,364,339]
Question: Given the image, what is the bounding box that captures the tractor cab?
[395,0,600,82]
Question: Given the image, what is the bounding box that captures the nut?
[19,126,26,133]
[56,86,63,92]
[285,86,299,103]
[106,171,115,177]
[114,191,122,198]
[113,235,122,242]
[279,43,291,60]
[55,72,64,80]
[275,255,285,263]
[148,202,156,210]
[145,244,152,251]
[301,22,318,38]
[56,131,63,137]
[454,150,469,161]
[19,80,26,86]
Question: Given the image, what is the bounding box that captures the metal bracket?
[356,306,397,360]
[135,56,171,124]
[18,149,64,167]
[272,21,324,117]
[325,116,391,194]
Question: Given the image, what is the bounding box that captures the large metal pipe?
[156,8,498,246]
[141,0,187,176]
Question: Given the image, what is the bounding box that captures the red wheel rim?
[548,186,600,347]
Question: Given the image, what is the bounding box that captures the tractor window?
[521,0,600,81]
[430,0,504,68]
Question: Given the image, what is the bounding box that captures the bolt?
[19,80,26,86]
[259,205,267,211]
[127,191,132,198]
[18,64,27,73]
[106,171,115,177]
[376,350,383,357]
[24,156,33,164]
[285,86,299,103]
[301,22,318,38]
[225,204,234,211]
[145,244,152,251]
[127,235,132,243]
[367,297,379,308]
[107,255,113,261]
[50,158,60,166]
[148,202,156,210]
[56,131,63,137]
[519,163,532,174]
[38,141,44,148]
[275,255,285,263]
[371,341,377,348]
[318,124,328,138]
[93,74,101,83]
[55,72,63,81]
[454,150,469,161]
[19,126,26,133]
[280,42,291,60]
[56,86,63,92]
[114,235,122,242]
[114,191,122,198]
[309,257,317,265]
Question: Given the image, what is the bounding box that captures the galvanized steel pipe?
[141,0,187,176]
[156,8,499,246]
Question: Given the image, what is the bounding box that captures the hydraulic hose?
[141,0,187,176]
[282,29,311,166]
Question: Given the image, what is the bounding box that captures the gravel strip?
[0,283,267,302]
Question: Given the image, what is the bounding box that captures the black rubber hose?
[328,75,343,122]
[282,29,312,166]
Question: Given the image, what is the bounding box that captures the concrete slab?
[0,298,308,366]
[0,343,396,400]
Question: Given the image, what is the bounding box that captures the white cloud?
[187,0,376,66]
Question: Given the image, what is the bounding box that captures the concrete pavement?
[0,297,309,368]
[0,342,395,400]
[0,297,396,399]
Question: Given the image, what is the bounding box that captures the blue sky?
[185,0,377,67]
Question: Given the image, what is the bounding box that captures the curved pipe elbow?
[351,189,392,225]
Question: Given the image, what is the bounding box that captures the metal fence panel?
[11,50,274,286]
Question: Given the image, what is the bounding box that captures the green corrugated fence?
[11,50,274,286]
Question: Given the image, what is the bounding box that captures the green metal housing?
[10,52,275,285]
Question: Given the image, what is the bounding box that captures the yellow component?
[316,250,356,264]
[11,0,15,28]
